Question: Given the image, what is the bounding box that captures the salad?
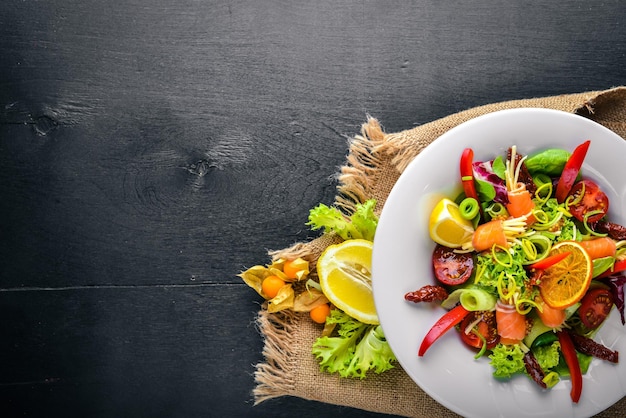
[405,140,626,403]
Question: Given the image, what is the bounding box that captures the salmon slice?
[472,220,507,252]
[495,300,527,344]
[536,298,566,328]
[578,237,616,260]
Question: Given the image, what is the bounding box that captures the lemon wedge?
[429,198,474,248]
[317,239,379,324]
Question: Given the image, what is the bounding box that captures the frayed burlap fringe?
[253,308,298,403]
[252,86,626,417]
[335,116,386,214]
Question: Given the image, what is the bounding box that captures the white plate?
[372,108,626,418]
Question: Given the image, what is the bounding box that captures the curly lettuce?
[489,343,526,378]
[490,340,593,385]
[534,341,562,370]
[307,199,378,241]
[312,309,395,378]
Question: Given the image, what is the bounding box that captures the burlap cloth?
[252,87,626,417]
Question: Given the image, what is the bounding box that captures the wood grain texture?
[1,0,626,416]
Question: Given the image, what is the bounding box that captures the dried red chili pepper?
[507,148,537,195]
[594,221,626,240]
[523,351,547,389]
[405,285,449,303]
[570,333,619,363]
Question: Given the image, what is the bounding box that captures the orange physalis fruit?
[261,275,286,299]
[309,303,331,324]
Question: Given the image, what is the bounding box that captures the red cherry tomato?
[432,245,474,286]
[567,180,609,224]
[579,288,614,329]
[458,311,500,350]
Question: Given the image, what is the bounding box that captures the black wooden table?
[1,1,625,417]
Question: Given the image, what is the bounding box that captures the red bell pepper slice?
[418,304,469,356]
[460,148,479,201]
[557,330,582,403]
[597,259,626,279]
[555,140,591,203]
[460,148,484,220]
[529,252,571,270]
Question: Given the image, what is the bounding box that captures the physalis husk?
[238,257,312,313]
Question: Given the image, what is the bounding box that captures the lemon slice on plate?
[317,239,379,324]
[429,198,474,248]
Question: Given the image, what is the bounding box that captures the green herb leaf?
[475,178,497,202]
[492,156,506,179]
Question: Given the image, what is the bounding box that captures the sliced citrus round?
[539,241,593,309]
[429,198,475,248]
[317,239,378,324]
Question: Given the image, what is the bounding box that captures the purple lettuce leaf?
[601,274,626,325]
[472,160,509,204]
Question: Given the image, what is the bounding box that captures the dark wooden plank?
[0,285,395,417]
[0,117,340,288]
[0,285,262,416]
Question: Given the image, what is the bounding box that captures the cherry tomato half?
[579,288,614,329]
[432,244,474,286]
[567,180,609,224]
[458,310,500,350]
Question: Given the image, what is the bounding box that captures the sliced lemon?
[317,239,378,324]
[429,198,475,248]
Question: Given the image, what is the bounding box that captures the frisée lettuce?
[307,199,378,241]
[312,309,396,378]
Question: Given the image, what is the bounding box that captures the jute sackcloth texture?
[252,86,626,417]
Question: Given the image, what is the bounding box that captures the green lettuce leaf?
[306,199,378,241]
[489,343,526,378]
[475,178,497,202]
[348,325,396,377]
[349,199,378,241]
[492,155,506,179]
[312,310,395,378]
[552,351,593,377]
[533,341,561,370]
